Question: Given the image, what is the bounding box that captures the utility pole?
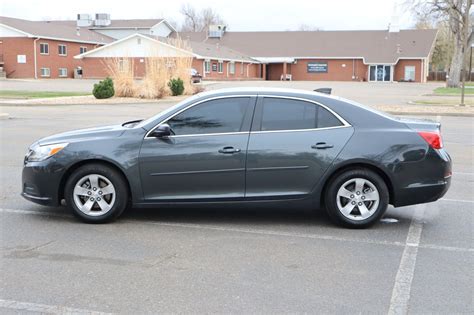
[461,69,466,106]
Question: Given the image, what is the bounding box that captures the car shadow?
[22,204,412,231]
[122,206,333,228]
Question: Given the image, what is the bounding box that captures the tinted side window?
[261,98,317,131]
[317,106,343,128]
[167,97,250,135]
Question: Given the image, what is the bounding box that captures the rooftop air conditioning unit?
[208,24,226,38]
[76,14,93,27]
[94,13,111,27]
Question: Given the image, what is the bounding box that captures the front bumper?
[21,160,64,207]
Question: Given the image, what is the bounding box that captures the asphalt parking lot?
[0,102,473,313]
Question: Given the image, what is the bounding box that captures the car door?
[139,96,256,201]
[245,96,353,198]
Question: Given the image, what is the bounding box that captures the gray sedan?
[22,88,451,228]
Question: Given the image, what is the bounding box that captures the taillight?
[418,131,443,149]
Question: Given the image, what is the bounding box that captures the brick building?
[1,15,437,82]
[178,27,437,83]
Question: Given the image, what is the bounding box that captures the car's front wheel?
[65,163,129,223]
[324,168,389,228]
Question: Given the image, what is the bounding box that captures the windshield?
[134,94,202,130]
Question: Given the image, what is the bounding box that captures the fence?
[428,71,474,81]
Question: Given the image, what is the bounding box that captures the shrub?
[92,77,114,99]
[168,78,185,96]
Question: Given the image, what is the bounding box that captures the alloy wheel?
[336,177,380,221]
[73,174,116,216]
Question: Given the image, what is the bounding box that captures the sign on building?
[17,55,26,64]
[307,61,327,73]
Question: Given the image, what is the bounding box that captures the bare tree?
[179,4,226,32]
[296,24,322,31]
[413,15,455,72]
[180,3,200,32]
[410,0,472,87]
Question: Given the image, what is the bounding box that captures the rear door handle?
[311,142,334,150]
[218,146,241,154]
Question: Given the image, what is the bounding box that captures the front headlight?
[26,142,69,162]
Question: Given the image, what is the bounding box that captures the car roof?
[197,87,332,99]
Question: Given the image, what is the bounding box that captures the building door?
[404,66,416,81]
[369,65,391,82]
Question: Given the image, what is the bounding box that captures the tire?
[65,163,129,223]
[324,168,389,228]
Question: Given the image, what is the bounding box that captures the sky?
[0,0,416,31]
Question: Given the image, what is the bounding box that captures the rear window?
[259,97,343,131]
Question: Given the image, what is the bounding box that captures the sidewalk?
[1,96,473,117]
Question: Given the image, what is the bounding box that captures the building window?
[229,62,235,75]
[204,60,211,73]
[58,44,67,56]
[39,43,49,55]
[58,68,68,77]
[40,68,50,77]
[241,62,244,75]
[79,46,87,54]
[218,61,223,73]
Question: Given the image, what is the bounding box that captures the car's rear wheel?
[324,168,389,228]
[65,164,129,223]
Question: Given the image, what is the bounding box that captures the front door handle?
[218,146,241,154]
[311,142,334,150]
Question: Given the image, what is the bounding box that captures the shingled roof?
[178,29,438,64]
[0,16,114,44]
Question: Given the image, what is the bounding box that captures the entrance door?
[404,66,416,81]
[369,65,391,82]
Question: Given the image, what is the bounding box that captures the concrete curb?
[0,113,10,120]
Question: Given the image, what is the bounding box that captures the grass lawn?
[412,99,474,106]
[434,87,474,95]
[0,90,91,99]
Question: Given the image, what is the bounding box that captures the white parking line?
[0,298,112,314]
[440,198,474,204]
[388,204,425,315]
[452,172,474,176]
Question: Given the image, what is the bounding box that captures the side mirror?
[150,124,173,138]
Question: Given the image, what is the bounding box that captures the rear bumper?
[394,176,451,207]
[393,147,452,207]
